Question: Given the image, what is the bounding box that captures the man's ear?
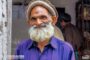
[27,20,32,26]
[27,20,30,25]
[51,16,58,25]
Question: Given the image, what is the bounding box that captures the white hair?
[28,22,54,42]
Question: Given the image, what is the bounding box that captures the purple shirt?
[15,36,75,60]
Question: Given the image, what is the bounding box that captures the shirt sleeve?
[65,42,76,60]
[14,44,24,60]
[68,44,76,60]
[70,50,76,60]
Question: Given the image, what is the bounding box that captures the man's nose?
[35,19,42,26]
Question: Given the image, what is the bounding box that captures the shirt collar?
[28,36,58,49]
[49,36,58,49]
[27,40,37,49]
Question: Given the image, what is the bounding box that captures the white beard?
[28,22,54,42]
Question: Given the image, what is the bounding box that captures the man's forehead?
[30,6,49,15]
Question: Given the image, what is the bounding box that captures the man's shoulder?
[16,39,32,49]
[54,37,73,50]
[18,39,31,44]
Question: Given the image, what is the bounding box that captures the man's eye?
[30,17,36,21]
[40,16,47,20]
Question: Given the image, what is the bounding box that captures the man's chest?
[22,48,64,60]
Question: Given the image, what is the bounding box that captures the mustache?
[34,22,50,28]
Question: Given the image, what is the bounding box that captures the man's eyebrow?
[30,15,48,18]
[30,16,36,19]
[40,15,47,17]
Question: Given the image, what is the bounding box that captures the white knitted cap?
[26,0,58,21]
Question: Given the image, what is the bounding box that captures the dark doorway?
[56,8,65,29]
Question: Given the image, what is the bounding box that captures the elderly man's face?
[28,6,55,42]
[28,6,52,27]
